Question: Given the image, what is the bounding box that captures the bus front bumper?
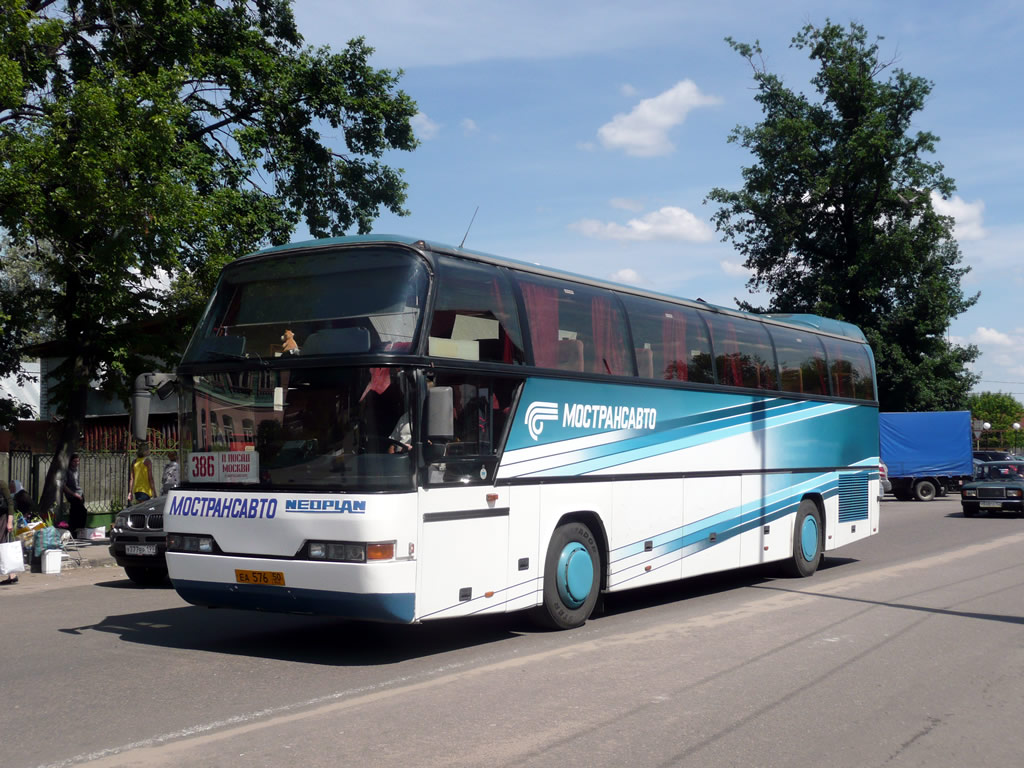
[167,553,416,623]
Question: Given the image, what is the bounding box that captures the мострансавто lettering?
[168,496,277,519]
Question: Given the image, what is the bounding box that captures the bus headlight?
[308,542,365,562]
[306,541,395,562]
[167,534,216,553]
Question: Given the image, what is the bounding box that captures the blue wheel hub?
[556,542,594,608]
[800,515,819,562]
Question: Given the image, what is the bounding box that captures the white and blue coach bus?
[150,235,879,629]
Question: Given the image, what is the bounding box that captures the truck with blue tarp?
[879,411,974,501]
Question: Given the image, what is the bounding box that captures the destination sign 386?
[187,451,259,484]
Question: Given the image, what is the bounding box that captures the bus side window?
[621,295,713,383]
[428,257,525,364]
[517,274,632,376]
[823,338,876,400]
[423,374,521,485]
[768,325,829,395]
[705,314,778,390]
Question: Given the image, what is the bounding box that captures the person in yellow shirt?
[128,443,156,503]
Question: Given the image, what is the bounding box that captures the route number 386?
[192,454,216,478]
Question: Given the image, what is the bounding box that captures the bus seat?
[635,347,654,378]
[557,339,584,371]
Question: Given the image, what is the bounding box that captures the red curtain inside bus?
[520,281,560,368]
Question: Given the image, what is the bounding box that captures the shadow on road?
[57,603,527,665]
[57,556,863,665]
[599,555,858,618]
[751,583,1024,626]
[94,578,175,590]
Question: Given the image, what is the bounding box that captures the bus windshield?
[183,247,429,364]
[182,367,415,491]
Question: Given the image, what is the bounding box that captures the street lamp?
[983,422,991,450]
[1014,423,1021,456]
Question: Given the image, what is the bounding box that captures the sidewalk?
[18,538,119,576]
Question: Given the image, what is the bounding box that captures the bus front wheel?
[533,521,600,630]
[782,500,822,578]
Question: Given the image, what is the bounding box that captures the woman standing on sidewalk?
[63,454,88,535]
[1,478,18,585]
[128,443,156,503]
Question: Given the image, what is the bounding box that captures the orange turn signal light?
[367,542,395,561]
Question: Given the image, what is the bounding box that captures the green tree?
[967,392,1024,451]
[0,0,418,511]
[706,21,978,411]
[0,235,57,347]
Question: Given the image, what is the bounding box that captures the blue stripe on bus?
[172,580,416,623]
[610,473,838,565]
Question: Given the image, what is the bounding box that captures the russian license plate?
[980,501,1004,509]
[235,569,286,586]
[125,544,157,556]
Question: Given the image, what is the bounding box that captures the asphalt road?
[4,495,1024,768]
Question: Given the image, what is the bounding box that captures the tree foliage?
[0,0,418,509]
[706,20,979,412]
[967,392,1024,449]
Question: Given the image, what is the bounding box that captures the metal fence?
[3,448,177,524]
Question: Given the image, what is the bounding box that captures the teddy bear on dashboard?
[281,329,299,355]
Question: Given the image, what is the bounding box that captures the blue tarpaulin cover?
[879,411,974,478]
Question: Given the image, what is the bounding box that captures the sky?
[290,0,1024,397]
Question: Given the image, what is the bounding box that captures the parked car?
[973,450,1014,462]
[109,495,167,585]
[961,462,1024,517]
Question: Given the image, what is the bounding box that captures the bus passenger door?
[416,486,509,620]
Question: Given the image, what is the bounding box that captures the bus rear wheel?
[532,521,600,630]
[781,500,822,578]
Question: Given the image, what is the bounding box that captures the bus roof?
[243,234,867,343]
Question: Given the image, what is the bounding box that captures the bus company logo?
[285,499,367,513]
[525,401,559,440]
[525,399,660,441]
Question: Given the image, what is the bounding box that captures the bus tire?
[782,499,822,578]
[532,521,600,630]
[913,479,937,502]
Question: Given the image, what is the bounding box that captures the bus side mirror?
[132,386,151,442]
[132,372,177,442]
[426,386,454,440]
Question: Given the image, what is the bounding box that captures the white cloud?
[972,327,1014,346]
[461,118,479,135]
[931,191,987,240]
[610,197,643,212]
[610,267,643,284]
[620,83,637,97]
[597,80,719,157]
[411,112,440,140]
[571,206,713,242]
[720,260,750,277]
